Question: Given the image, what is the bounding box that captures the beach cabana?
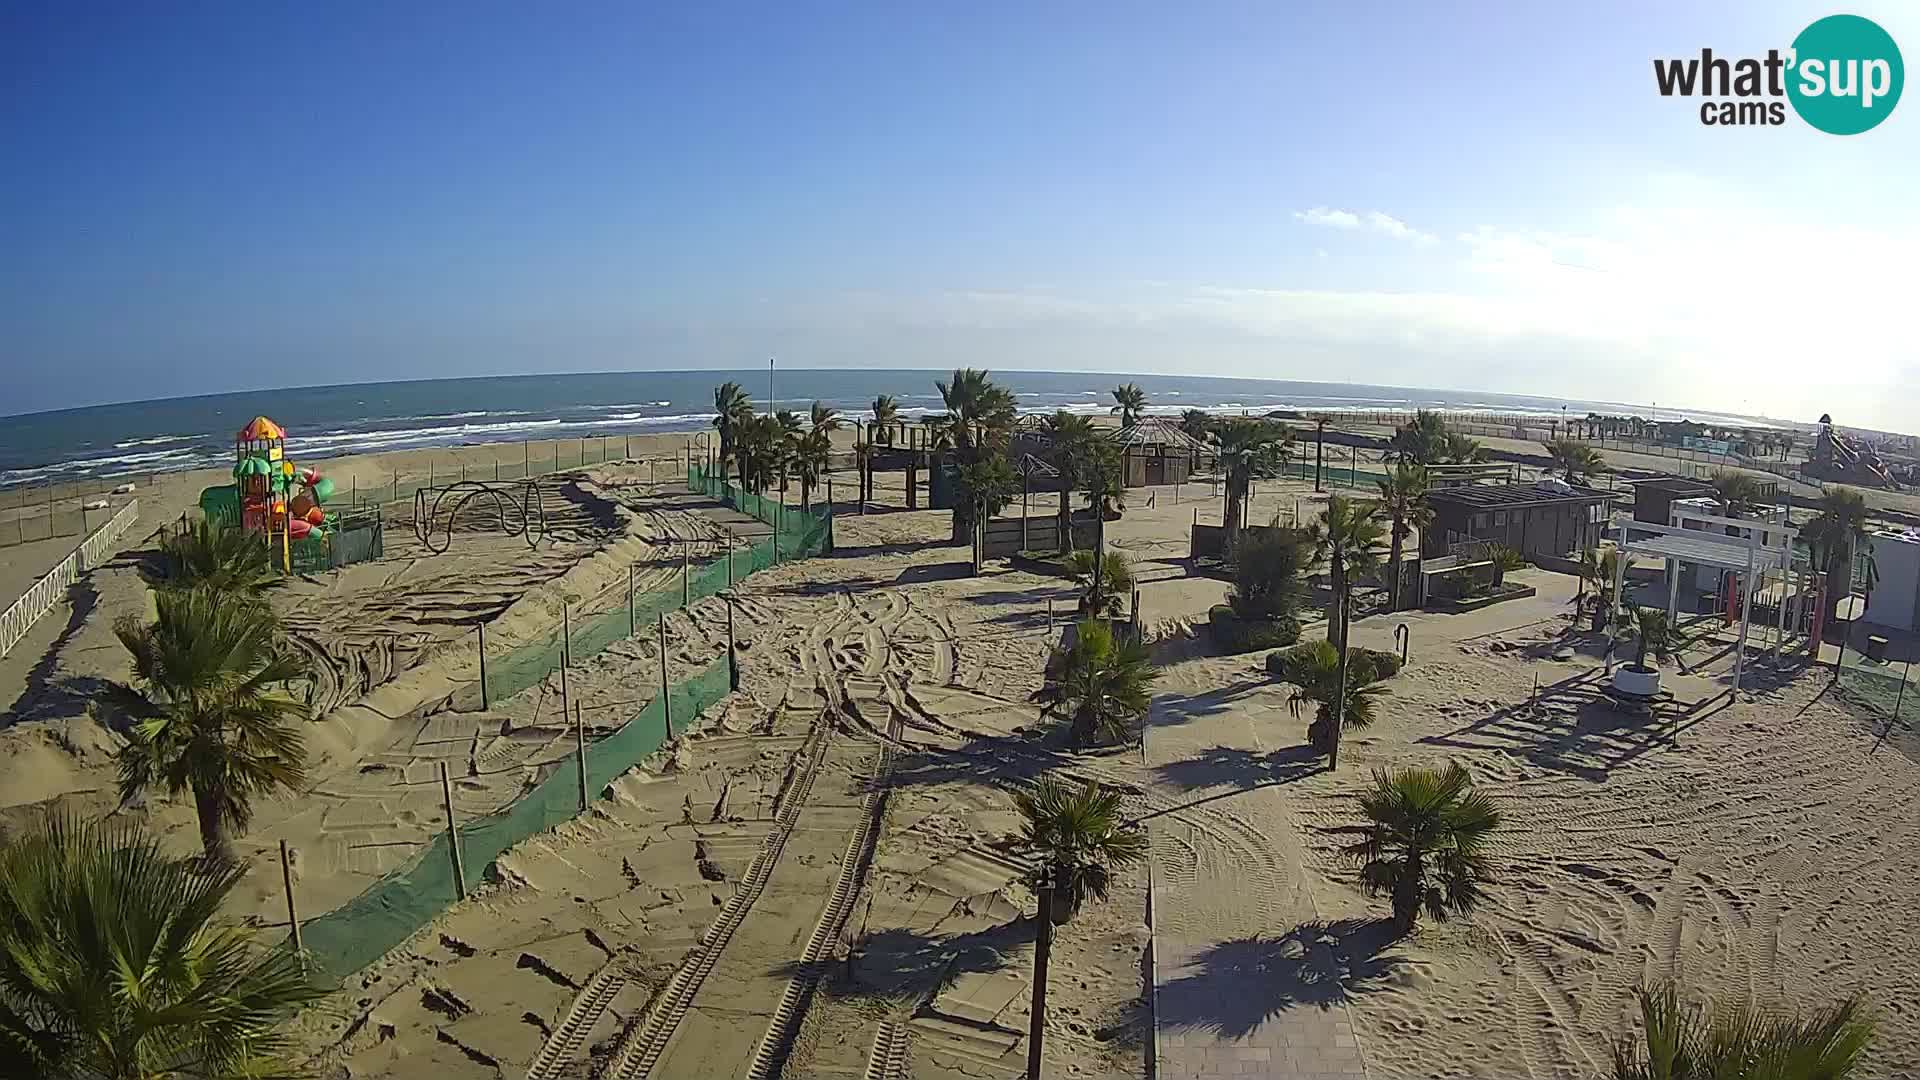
[1106,417,1205,487]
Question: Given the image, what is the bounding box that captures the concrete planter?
[1430,583,1537,613]
[1612,665,1662,697]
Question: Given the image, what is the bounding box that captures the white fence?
[0,499,140,659]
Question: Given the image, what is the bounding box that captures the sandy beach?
[1,430,1914,1080]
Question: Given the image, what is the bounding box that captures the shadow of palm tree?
[1157,919,1406,1040]
[1150,743,1323,793]
[1149,679,1270,730]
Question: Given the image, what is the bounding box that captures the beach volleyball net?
[296,465,831,983]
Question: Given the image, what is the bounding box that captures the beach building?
[1106,418,1204,487]
[1864,529,1920,632]
[1421,479,1616,562]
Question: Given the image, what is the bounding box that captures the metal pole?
[1877,658,1912,753]
[1046,598,1054,633]
[279,840,304,971]
[682,552,690,608]
[628,564,636,636]
[576,700,589,812]
[560,604,571,723]
[1735,544,1755,689]
[477,622,489,710]
[1606,520,1627,674]
[727,528,736,583]
[440,762,467,900]
[658,612,672,736]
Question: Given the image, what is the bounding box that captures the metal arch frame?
[412,479,550,554]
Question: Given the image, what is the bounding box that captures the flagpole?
[768,356,775,417]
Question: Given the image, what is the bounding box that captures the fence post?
[428,459,433,489]
[440,762,467,900]
[657,612,672,737]
[392,471,398,502]
[279,839,304,972]
[576,700,589,812]
[728,599,740,691]
[682,552,690,608]
[477,622,489,710]
[560,604,571,723]
[727,529,736,584]
[525,441,531,476]
[628,564,636,636]
[1191,508,1197,559]
[1131,588,1142,642]
[1047,598,1054,633]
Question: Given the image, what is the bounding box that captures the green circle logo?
[1787,14,1904,134]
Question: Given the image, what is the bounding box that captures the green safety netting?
[294,465,830,984]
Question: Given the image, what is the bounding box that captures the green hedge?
[1208,605,1301,653]
[1264,642,1403,682]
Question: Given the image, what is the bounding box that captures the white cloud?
[1293,207,1361,229]
[1295,206,1436,245]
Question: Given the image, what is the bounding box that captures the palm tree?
[1013,776,1147,1080]
[1442,432,1489,464]
[1608,981,1874,1079]
[1228,517,1319,623]
[144,519,279,595]
[1709,470,1766,517]
[1081,440,1125,520]
[933,369,1018,540]
[865,394,900,505]
[1576,545,1625,628]
[1543,437,1605,483]
[733,413,784,493]
[1316,495,1385,770]
[1110,383,1148,428]
[1179,408,1214,443]
[1375,463,1432,611]
[712,381,755,487]
[1338,762,1501,934]
[1272,638,1387,755]
[1777,431,1797,461]
[1041,412,1098,553]
[1801,486,1875,634]
[1067,549,1133,618]
[773,409,805,492]
[809,400,841,432]
[106,588,309,864]
[793,428,833,510]
[1385,410,1450,465]
[0,815,324,1079]
[1211,418,1294,555]
[1032,618,1156,747]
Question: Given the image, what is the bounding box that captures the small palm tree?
[712,381,756,487]
[107,588,310,864]
[1110,383,1148,428]
[1211,419,1294,554]
[1620,605,1684,672]
[793,428,833,509]
[1385,410,1450,465]
[1709,470,1766,517]
[1608,981,1874,1079]
[1318,495,1385,651]
[1375,463,1432,611]
[0,814,323,1079]
[1543,437,1605,483]
[1080,441,1126,520]
[1067,549,1134,618]
[1272,638,1387,755]
[145,518,280,595]
[1013,775,1146,1080]
[1032,618,1157,746]
[1575,545,1626,628]
[1339,762,1501,934]
[1800,486,1875,632]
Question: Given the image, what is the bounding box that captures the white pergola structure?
[1607,511,1796,690]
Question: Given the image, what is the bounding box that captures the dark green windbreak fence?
[297,465,830,983]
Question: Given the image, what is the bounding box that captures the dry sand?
[1,430,1915,1079]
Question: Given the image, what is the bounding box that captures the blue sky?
[4,2,1916,427]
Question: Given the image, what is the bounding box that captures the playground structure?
[411,479,551,555]
[1807,413,1898,488]
[197,415,383,573]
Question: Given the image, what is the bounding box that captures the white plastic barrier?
[0,499,140,659]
